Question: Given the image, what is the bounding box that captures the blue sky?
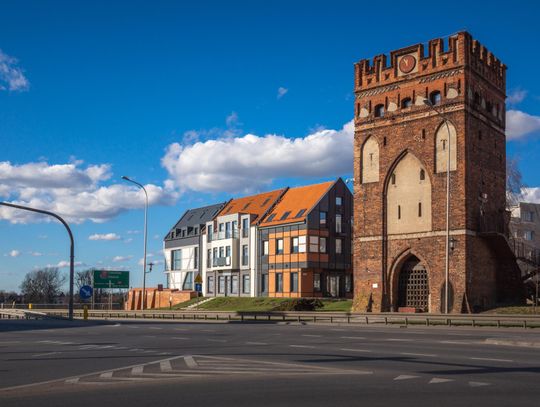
[1,0,540,292]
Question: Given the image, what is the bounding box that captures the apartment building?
[202,188,287,297]
[257,178,353,298]
[163,203,225,291]
[510,202,540,278]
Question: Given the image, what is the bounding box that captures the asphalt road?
[1,318,540,406]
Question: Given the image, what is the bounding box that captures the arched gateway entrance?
[397,256,429,312]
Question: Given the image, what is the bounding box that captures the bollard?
[28,303,32,310]
[83,305,89,320]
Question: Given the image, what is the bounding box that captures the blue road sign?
[79,285,93,300]
[195,283,202,292]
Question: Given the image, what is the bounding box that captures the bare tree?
[75,269,93,291]
[20,267,67,304]
[507,156,524,209]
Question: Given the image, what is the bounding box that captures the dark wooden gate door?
[397,257,429,311]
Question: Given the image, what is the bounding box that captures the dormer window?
[374,104,385,118]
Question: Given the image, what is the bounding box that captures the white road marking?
[341,336,366,340]
[470,357,513,363]
[32,352,60,357]
[245,342,268,345]
[302,334,322,338]
[184,355,198,368]
[469,381,492,387]
[290,345,316,349]
[148,327,163,330]
[440,340,471,345]
[394,375,420,380]
[172,337,189,340]
[99,371,113,379]
[401,352,437,357]
[386,338,413,342]
[131,366,144,374]
[160,360,172,372]
[340,348,372,353]
[429,378,453,384]
[65,378,80,384]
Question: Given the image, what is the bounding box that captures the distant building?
[163,203,226,291]
[258,179,353,298]
[203,188,286,297]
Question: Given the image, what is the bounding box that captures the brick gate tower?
[353,32,523,313]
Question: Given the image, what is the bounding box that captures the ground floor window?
[218,276,225,294]
[313,273,321,292]
[276,273,283,293]
[231,275,239,294]
[290,272,298,293]
[207,276,214,294]
[345,274,352,293]
[242,275,250,294]
[261,274,268,293]
[183,272,193,290]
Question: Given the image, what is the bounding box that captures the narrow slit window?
[391,174,396,185]
[398,205,401,220]
[420,169,425,180]
[418,202,422,217]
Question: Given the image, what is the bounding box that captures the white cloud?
[277,87,288,99]
[521,187,540,204]
[89,233,121,241]
[112,255,133,263]
[7,250,20,257]
[29,251,43,257]
[0,160,177,224]
[126,230,140,235]
[124,238,133,244]
[54,260,85,268]
[507,89,527,105]
[0,49,29,92]
[506,110,540,140]
[162,120,353,193]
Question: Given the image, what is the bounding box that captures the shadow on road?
[0,319,116,333]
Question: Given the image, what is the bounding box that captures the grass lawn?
[160,296,206,310]
[195,297,353,312]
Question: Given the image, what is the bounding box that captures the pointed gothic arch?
[361,136,380,183]
[435,120,457,173]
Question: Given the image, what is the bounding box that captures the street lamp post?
[423,98,452,314]
[121,176,149,310]
[0,202,75,320]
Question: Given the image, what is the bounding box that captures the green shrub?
[273,298,323,311]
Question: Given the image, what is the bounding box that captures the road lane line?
[99,371,113,379]
[470,357,513,363]
[429,377,453,384]
[290,345,316,349]
[340,348,372,353]
[469,381,492,387]
[386,338,413,342]
[131,366,144,374]
[341,336,366,340]
[206,339,227,343]
[32,352,60,357]
[160,360,172,372]
[400,352,437,357]
[302,334,322,337]
[245,342,268,345]
[394,375,420,380]
[172,337,189,340]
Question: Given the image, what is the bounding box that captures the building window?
[231,275,239,294]
[524,230,534,241]
[242,218,249,237]
[207,249,212,268]
[218,276,225,294]
[299,236,307,253]
[391,173,396,185]
[420,169,425,180]
[266,213,276,222]
[418,202,422,217]
[219,246,224,259]
[212,248,218,266]
[261,274,268,293]
[374,104,385,118]
[226,245,231,258]
[242,245,249,266]
[319,237,327,253]
[291,237,299,253]
[345,275,352,293]
[295,209,307,218]
[398,205,401,220]
[336,214,342,233]
[183,272,193,290]
[309,236,319,252]
[242,275,250,294]
[320,211,327,227]
[523,211,534,222]
[429,90,442,105]
[276,239,284,254]
[208,224,213,241]
[291,272,299,293]
[276,273,283,293]
[401,97,412,109]
[225,222,231,238]
[219,223,224,233]
[314,273,321,292]
[193,247,198,269]
[262,240,269,256]
[336,238,342,254]
[336,196,342,206]
[280,211,291,220]
[207,276,214,294]
[171,250,182,270]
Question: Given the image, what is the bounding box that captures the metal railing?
[34,309,540,328]
[209,230,239,241]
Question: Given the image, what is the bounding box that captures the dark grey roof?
[164,202,226,242]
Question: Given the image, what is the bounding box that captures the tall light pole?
[0,202,75,320]
[122,176,148,310]
[423,98,452,314]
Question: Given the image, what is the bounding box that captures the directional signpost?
[93,270,130,289]
[194,274,203,293]
[79,285,93,300]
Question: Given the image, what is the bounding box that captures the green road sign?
[93,270,130,289]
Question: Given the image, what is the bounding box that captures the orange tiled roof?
[217,188,287,224]
[259,180,335,227]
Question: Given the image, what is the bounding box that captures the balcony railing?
[208,230,239,242]
[241,256,249,266]
[213,256,231,267]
